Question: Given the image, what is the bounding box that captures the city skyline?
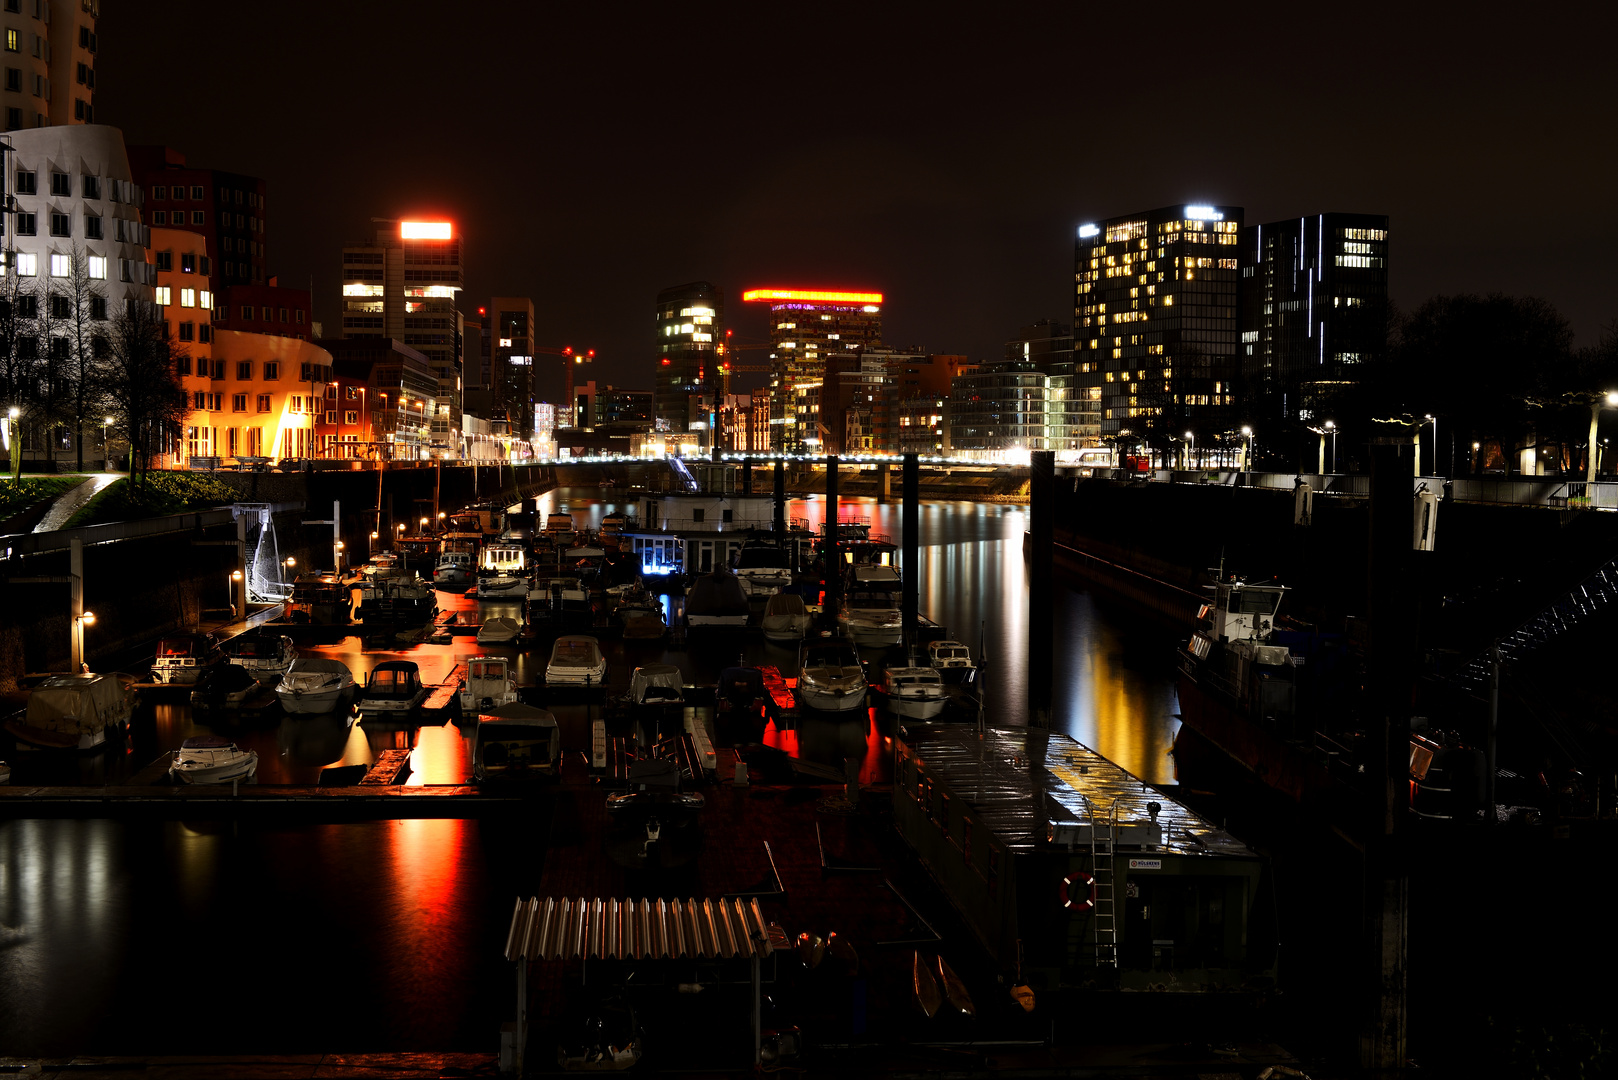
[93,3,1618,394]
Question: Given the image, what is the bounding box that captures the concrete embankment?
[1046,478,1618,648]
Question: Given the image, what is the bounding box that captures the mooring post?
[825,455,841,621]
[235,512,249,616]
[1361,436,1413,1072]
[876,463,890,504]
[1028,450,1055,727]
[69,536,84,671]
[332,500,341,576]
[773,458,786,536]
[742,458,752,496]
[902,452,919,654]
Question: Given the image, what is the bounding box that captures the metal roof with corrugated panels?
[505,896,778,963]
[900,724,1254,859]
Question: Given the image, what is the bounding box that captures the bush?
[0,476,84,521]
[66,471,242,528]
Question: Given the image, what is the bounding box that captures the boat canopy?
[629,664,683,704]
[550,636,604,667]
[468,656,509,681]
[365,661,422,696]
[180,735,234,750]
[686,569,749,617]
[718,666,765,703]
[803,640,860,668]
[157,636,210,658]
[222,632,286,658]
[764,592,807,618]
[25,673,128,734]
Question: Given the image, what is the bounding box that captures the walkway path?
[32,473,123,532]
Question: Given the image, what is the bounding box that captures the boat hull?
[3,719,108,752]
[150,663,206,685]
[276,687,348,715]
[888,694,947,720]
[797,683,867,713]
[170,754,258,784]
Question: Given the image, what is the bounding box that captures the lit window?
[14,252,35,276]
[88,256,107,279]
[180,288,196,308]
[200,290,211,308]
[49,254,70,277]
[155,286,172,305]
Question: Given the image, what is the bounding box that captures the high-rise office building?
[1,0,97,132]
[743,287,882,451]
[485,295,536,429]
[1240,213,1390,423]
[1076,204,1243,443]
[339,220,464,453]
[653,282,723,433]
[1005,320,1097,450]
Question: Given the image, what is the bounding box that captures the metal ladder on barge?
[1086,797,1119,968]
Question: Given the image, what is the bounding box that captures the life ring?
[1059,870,1096,913]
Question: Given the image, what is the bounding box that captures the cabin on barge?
[893,724,1274,992]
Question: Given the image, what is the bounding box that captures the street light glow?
[79,611,95,625]
[1606,392,1618,406]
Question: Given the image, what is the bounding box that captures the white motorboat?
[762,591,812,643]
[839,565,903,648]
[927,640,979,684]
[546,635,607,686]
[221,630,297,685]
[476,541,529,599]
[477,616,523,645]
[3,672,134,752]
[358,660,428,718]
[797,638,868,713]
[617,588,667,639]
[880,666,947,720]
[150,632,223,685]
[168,735,258,784]
[275,658,355,715]
[434,549,474,586]
[734,543,794,597]
[460,655,519,712]
[543,512,577,546]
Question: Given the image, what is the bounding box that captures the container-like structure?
[894,725,1273,991]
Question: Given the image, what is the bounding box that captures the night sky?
[100,3,1617,402]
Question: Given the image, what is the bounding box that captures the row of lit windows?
[3,251,110,279]
[1335,256,1384,269]
[1342,228,1387,241]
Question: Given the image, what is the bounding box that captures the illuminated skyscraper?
[1075,205,1243,444]
[743,287,883,451]
[653,281,723,434]
[339,220,464,451]
[1240,213,1389,423]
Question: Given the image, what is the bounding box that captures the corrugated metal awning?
[505,896,777,962]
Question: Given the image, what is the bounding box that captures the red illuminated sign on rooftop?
[742,288,883,305]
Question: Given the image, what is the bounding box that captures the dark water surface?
[0,489,1186,1054]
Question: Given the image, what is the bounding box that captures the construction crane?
[715,330,773,397]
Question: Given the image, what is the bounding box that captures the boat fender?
[1059,870,1096,913]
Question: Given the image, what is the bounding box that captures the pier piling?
[773,458,786,537]
[825,455,842,621]
[902,452,919,653]
[1028,450,1054,726]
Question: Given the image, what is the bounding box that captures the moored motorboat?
[926,639,978,684]
[220,629,297,685]
[275,658,355,715]
[734,543,793,597]
[357,660,428,718]
[685,568,749,627]
[190,661,264,712]
[546,635,607,686]
[459,655,518,712]
[3,672,133,751]
[477,616,523,645]
[150,632,224,685]
[472,705,561,783]
[476,541,529,599]
[168,735,258,784]
[762,591,811,644]
[839,565,903,648]
[615,584,667,639]
[797,638,867,713]
[434,549,474,586]
[881,666,947,719]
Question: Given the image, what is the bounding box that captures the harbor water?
[0,490,1187,1055]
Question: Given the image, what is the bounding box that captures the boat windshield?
[368,668,417,692]
[553,640,600,666]
[806,644,859,667]
[230,639,276,658]
[157,639,199,657]
[469,659,507,680]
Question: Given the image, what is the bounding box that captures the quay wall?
[1050,479,1618,647]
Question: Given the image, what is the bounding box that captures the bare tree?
[0,268,43,480]
[103,299,186,487]
[58,245,108,472]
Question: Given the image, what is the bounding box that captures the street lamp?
[283,556,296,584]
[6,405,19,483]
[1240,425,1253,475]
[76,610,95,672]
[369,529,378,557]
[102,416,113,472]
[1183,431,1194,470]
[1472,441,1482,474]
[1326,420,1337,474]
[1417,413,1437,478]
[229,569,243,618]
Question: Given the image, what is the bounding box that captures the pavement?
[32,473,123,532]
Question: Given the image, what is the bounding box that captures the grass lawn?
[65,472,243,528]
[0,475,86,521]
